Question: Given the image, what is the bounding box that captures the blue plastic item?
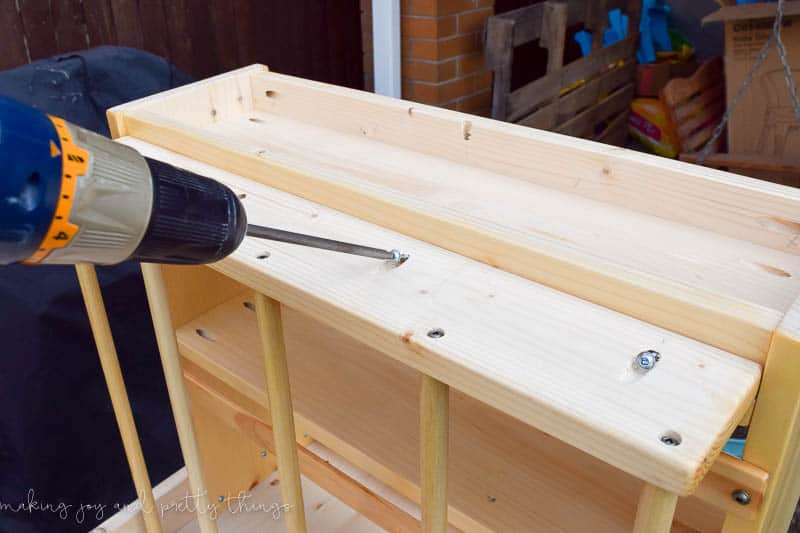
[638,0,672,64]
[0,96,62,264]
[573,8,629,57]
[723,437,746,459]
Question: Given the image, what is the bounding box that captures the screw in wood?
[732,489,751,505]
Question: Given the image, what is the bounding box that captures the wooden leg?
[76,264,162,533]
[421,374,449,533]
[254,293,307,533]
[632,484,678,533]
[140,263,217,533]
[722,309,800,533]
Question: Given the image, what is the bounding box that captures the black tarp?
[0,46,191,533]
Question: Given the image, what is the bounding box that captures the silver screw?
[260,450,268,457]
[732,489,751,505]
[636,350,661,370]
[218,495,225,503]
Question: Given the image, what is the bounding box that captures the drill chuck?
[0,96,246,266]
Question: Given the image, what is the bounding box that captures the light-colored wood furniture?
[86,65,800,532]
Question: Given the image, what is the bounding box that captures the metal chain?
[698,0,799,164]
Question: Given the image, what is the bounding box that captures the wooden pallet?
[80,65,800,533]
[486,0,640,146]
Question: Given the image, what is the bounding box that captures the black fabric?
[0,47,192,533]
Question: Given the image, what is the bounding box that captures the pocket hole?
[257,252,271,259]
[195,329,214,341]
[427,328,445,339]
[237,193,247,200]
[249,117,264,123]
[243,301,255,311]
[265,90,276,98]
[660,431,682,447]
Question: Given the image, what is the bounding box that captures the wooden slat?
[703,2,800,23]
[177,295,732,531]
[82,0,117,46]
[421,375,449,533]
[18,0,58,61]
[136,0,171,60]
[556,83,634,138]
[109,0,144,48]
[722,299,800,533]
[507,36,637,121]
[661,58,723,108]
[186,371,422,533]
[672,83,724,123]
[0,1,29,69]
[485,16,514,120]
[51,0,88,54]
[121,137,764,496]
[113,82,800,362]
[680,152,800,174]
[632,485,678,533]
[519,62,636,128]
[594,109,630,145]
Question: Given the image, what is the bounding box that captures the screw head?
[260,450,268,457]
[636,350,661,370]
[218,495,225,503]
[427,328,445,339]
[732,489,751,505]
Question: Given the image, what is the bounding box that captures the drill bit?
[246,224,409,266]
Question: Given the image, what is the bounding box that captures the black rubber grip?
[132,158,247,264]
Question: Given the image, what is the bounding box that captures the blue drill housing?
[0,97,63,264]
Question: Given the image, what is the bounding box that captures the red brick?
[402,15,457,38]
[456,52,486,76]
[403,59,458,82]
[474,69,493,90]
[411,75,477,104]
[403,33,478,61]
[403,0,485,16]
[456,89,492,112]
[457,8,492,34]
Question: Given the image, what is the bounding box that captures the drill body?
[0,96,246,266]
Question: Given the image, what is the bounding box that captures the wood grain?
[120,138,762,496]
[633,485,679,533]
[421,375,449,532]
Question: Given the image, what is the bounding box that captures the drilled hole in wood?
[427,328,445,339]
[210,109,217,117]
[195,329,214,341]
[265,90,276,98]
[660,431,682,447]
[237,193,247,200]
[462,120,472,140]
[243,302,255,311]
[407,107,414,116]
[249,117,264,123]
[257,252,271,259]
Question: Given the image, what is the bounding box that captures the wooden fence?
[0,0,365,89]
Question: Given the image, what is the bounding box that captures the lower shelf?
[95,467,388,533]
[175,292,729,532]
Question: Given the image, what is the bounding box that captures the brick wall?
[401,0,494,115]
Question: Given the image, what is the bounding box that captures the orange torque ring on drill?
[23,117,88,264]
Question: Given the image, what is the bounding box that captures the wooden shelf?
[175,294,736,532]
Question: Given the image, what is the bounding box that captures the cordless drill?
[0,96,406,266]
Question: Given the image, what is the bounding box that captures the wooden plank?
[110,69,800,256]
[485,16,514,120]
[208,0,240,73]
[186,372,422,533]
[51,0,88,54]
[0,0,28,69]
[519,61,636,128]
[692,453,768,520]
[75,265,162,533]
[661,58,723,108]
[121,138,763,496]
[140,264,218,533]
[489,3,545,48]
[722,298,800,533]
[556,83,634,138]
[542,2,567,74]
[254,293,307,533]
[136,0,172,60]
[632,485,678,533]
[18,0,58,61]
[672,83,724,123]
[680,152,800,174]
[109,0,144,48]
[176,294,736,532]
[594,109,630,146]
[421,375,449,533]
[83,0,117,46]
[116,97,800,362]
[507,36,637,121]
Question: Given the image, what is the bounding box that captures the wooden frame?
[486,0,640,146]
[85,66,800,532]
